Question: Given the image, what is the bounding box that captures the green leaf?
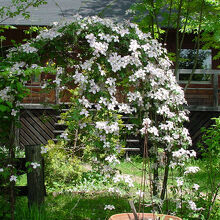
[0,104,9,112]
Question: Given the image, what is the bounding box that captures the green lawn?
[1,156,219,220]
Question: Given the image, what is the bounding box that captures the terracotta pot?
[109,213,182,220]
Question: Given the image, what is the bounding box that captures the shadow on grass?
[0,193,132,220]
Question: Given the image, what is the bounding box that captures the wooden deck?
[177,69,220,111]
[18,69,220,148]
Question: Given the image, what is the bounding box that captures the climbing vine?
[0,15,197,215]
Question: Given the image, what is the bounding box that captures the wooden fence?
[19,109,57,148]
[18,107,219,151]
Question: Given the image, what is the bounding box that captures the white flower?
[10,175,17,182]
[142,118,151,127]
[129,39,140,52]
[41,146,48,154]
[125,124,133,130]
[53,78,61,86]
[79,123,87,129]
[11,109,18,116]
[184,166,200,174]
[189,150,196,157]
[79,96,92,108]
[31,162,40,169]
[148,126,159,136]
[0,168,3,172]
[136,190,144,197]
[106,77,116,86]
[80,109,89,117]
[60,131,69,140]
[41,83,47,89]
[0,87,13,102]
[188,200,197,211]
[193,184,200,191]
[95,103,102,111]
[37,29,62,40]
[105,155,120,165]
[104,205,115,210]
[20,43,38,53]
[113,174,134,187]
[176,177,184,187]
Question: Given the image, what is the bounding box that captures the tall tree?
[130,0,220,81]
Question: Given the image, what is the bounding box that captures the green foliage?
[0,0,47,23]
[199,117,220,168]
[44,140,84,191]
[130,0,220,70]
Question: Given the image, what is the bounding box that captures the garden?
[0,11,219,220]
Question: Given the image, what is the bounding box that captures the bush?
[44,140,83,191]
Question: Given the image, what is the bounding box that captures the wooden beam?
[186,106,220,112]
[20,104,55,109]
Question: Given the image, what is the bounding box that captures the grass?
[1,156,220,220]
[0,193,131,220]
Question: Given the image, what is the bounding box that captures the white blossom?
[20,42,38,53]
[176,177,184,187]
[80,109,89,117]
[31,162,40,169]
[11,109,18,116]
[193,184,200,191]
[60,131,68,140]
[184,166,200,174]
[10,175,17,182]
[104,205,115,210]
[41,146,48,154]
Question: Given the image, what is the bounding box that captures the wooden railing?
[176,69,220,110]
[21,69,220,111]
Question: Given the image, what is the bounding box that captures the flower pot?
[109,213,182,220]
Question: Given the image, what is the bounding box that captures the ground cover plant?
[0,14,219,220]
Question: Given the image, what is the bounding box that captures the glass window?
[179,49,212,82]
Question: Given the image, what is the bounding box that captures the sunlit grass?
[1,155,219,220]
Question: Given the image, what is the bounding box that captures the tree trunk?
[25,145,45,208]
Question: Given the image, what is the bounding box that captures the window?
[179,49,212,82]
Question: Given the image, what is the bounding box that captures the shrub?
[44,140,83,191]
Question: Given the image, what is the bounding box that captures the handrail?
[176,69,219,107]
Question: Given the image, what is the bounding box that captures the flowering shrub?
[0,14,198,217]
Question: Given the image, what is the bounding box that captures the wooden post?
[213,72,219,107]
[25,145,45,208]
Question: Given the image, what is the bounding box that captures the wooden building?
[1,0,219,150]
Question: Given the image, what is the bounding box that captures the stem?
[9,121,15,220]
[129,200,139,220]
[164,0,173,44]
[160,152,171,200]
[174,0,183,77]
[0,1,44,24]
[151,0,160,39]
[179,0,190,51]
[206,183,220,220]
[153,145,159,197]
[184,0,204,91]
[73,128,78,154]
